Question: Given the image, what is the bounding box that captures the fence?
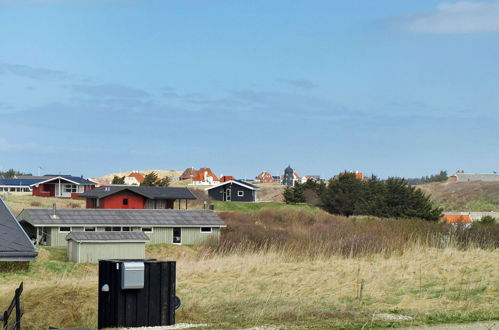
[0,282,23,330]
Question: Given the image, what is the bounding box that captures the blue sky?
[1,0,498,179]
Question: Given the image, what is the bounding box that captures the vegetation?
[210,200,315,212]
[111,175,125,184]
[0,168,32,178]
[282,184,305,204]
[2,195,85,216]
[0,208,497,329]
[480,215,496,225]
[141,171,171,187]
[204,208,499,257]
[297,173,442,220]
[405,170,449,185]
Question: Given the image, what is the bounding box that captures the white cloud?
[399,1,499,34]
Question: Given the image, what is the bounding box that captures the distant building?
[442,213,472,224]
[301,175,321,184]
[219,175,235,182]
[191,168,219,185]
[282,166,300,186]
[80,185,196,209]
[256,171,275,183]
[124,172,145,186]
[0,175,96,198]
[443,211,499,222]
[272,176,282,184]
[180,168,198,180]
[448,171,499,183]
[206,180,260,202]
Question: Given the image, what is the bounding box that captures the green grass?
[212,201,317,212]
[437,200,499,212]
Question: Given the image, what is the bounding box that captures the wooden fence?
[0,282,23,330]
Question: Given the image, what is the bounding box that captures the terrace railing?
[0,282,23,330]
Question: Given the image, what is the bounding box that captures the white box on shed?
[121,261,145,289]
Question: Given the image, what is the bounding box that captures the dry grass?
[1,194,86,216]
[419,181,499,211]
[0,245,497,329]
[0,208,497,329]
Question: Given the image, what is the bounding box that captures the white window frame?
[237,190,244,197]
[59,226,71,233]
[200,227,212,233]
[64,184,78,193]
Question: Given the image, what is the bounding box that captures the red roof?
[192,168,219,182]
[220,176,235,182]
[127,172,144,183]
[442,214,472,223]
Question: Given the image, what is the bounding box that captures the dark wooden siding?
[208,183,255,202]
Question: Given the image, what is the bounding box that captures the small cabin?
[206,180,260,202]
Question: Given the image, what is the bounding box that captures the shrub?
[479,215,496,224]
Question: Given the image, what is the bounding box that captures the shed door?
[173,228,181,244]
[226,188,231,201]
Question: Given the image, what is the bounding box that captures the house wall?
[45,226,220,247]
[208,183,255,202]
[100,192,145,209]
[68,241,146,263]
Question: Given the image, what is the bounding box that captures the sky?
[1,0,498,179]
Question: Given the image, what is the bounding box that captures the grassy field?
[211,201,316,212]
[418,181,499,212]
[0,207,498,329]
[0,193,85,216]
[0,244,497,329]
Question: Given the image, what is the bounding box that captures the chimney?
[51,203,59,219]
[204,171,208,182]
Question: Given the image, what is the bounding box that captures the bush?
[479,215,496,224]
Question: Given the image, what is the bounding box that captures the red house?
[79,185,197,209]
[31,175,95,198]
[256,171,274,183]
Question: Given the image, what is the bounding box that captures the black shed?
[206,180,260,202]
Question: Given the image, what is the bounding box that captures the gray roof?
[0,199,37,260]
[66,231,150,242]
[452,173,499,182]
[79,186,197,200]
[206,180,260,191]
[19,209,226,227]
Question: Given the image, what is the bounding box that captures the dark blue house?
[206,180,260,202]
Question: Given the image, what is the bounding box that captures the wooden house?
[206,180,260,202]
[79,186,196,209]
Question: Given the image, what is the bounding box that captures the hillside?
[94,169,182,184]
[418,181,499,211]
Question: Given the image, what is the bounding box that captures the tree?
[479,215,496,224]
[320,173,442,220]
[141,172,159,186]
[321,172,363,216]
[283,183,306,204]
[111,175,125,184]
[0,169,32,179]
[157,176,171,187]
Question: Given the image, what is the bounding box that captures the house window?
[200,227,212,233]
[84,227,96,232]
[173,227,181,244]
[237,191,244,197]
[123,198,129,206]
[112,227,121,232]
[142,227,153,233]
[64,184,78,193]
[105,227,112,232]
[59,227,71,233]
[122,227,130,231]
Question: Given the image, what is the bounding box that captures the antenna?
[38,166,43,176]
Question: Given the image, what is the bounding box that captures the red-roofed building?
[220,175,235,182]
[192,168,219,185]
[442,214,472,224]
[256,171,274,183]
[124,172,145,186]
